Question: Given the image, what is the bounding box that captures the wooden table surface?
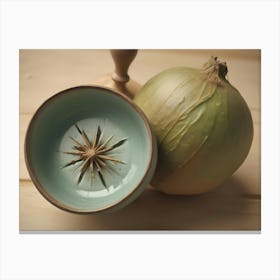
[19,50,261,231]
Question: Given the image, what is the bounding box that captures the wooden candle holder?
[93,49,141,99]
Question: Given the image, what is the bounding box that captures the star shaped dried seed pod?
[63,124,127,188]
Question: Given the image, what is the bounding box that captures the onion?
[134,57,253,195]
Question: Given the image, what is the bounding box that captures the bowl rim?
[24,85,156,214]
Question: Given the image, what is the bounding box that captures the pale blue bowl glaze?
[25,86,157,213]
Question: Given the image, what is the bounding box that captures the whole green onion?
[134,57,253,195]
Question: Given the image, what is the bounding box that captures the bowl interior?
[26,86,152,212]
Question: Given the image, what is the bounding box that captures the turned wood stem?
[110,50,138,83]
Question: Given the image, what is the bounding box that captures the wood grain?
[19,180,260,231]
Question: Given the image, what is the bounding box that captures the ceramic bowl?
[25,86,157,213]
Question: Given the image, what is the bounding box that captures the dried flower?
[63,124,127,188]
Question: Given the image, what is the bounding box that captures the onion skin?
[134,57,253,195]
